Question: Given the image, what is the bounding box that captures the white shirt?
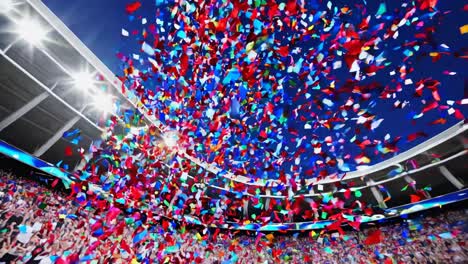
[17,225,33,244]
[36,256,53,264]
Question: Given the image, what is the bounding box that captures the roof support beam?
[404,175,431,198]
[403,175,417,191]
[242,198,249,219]
[0,50,104,132]
[367,180,387,208]
[439,165,464,190]
[370,186,387,208]
[288,186,294,198]
[33,115,81,157]
[0,91,50,132]
[265,189,271,211]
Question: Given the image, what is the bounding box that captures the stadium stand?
[0,167,466,263]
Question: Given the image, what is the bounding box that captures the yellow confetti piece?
[246,41,255,52]
[266,233,274,241]
[460,24,468,35]
[361,156,370,164]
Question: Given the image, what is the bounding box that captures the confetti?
[37,1,468,259]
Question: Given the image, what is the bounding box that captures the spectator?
[0,170,467,264]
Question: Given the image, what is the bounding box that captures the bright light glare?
[93,93,114,113]
[0,0,13,13]
[163,131,179,147]
[16,19,48,45]
[128,126,146,136]
[73,72,95,90]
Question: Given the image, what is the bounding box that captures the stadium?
[0,0,467,263]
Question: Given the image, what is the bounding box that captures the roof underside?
[0,1,148,169]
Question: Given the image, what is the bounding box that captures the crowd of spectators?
[0,169,466,263]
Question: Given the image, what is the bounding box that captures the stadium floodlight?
[163,131,179,147]
[0,0,13,13]
[16,18,48,45]
[72,72,95,91]
[93,92,114,113]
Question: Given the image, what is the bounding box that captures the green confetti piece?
[125,217,135,225]
[376,2,386,16]
[321,211,328,219]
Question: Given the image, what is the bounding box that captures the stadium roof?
[0,0,150,169]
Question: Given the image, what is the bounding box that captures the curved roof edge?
[183,121,466,187]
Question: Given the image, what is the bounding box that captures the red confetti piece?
[126,1,142,14]
[64,146,73,156]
